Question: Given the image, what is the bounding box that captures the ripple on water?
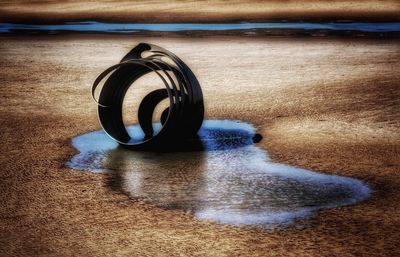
[67,120,371,228]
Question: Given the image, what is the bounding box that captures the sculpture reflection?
[67,120,371,227]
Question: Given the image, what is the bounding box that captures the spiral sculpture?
[92,43,204,150]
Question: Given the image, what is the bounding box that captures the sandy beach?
[0,35,399,256]
[0,0,399,23]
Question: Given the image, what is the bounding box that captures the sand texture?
[0,0,399,22]
[0,35,399,256]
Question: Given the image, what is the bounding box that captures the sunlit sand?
[0,34,399,255]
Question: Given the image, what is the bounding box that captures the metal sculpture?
[92,43,204,150]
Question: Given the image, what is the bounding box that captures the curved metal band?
[92,43,204,150]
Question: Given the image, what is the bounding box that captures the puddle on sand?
[67,120,371,228]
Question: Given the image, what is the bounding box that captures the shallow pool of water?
[67,120,371,228]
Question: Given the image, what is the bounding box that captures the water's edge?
[1,22,399,36]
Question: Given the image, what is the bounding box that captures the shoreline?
[2,31,399,39]
[1,21,399,38]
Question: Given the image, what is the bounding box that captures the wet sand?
[0,0,399,23]
[0,35,399,256]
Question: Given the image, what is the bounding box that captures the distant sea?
[1,21,399,36]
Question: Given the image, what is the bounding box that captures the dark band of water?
[1,22,399,34]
